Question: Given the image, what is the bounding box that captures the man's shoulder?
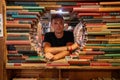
[64,31,73,35]
[45,32,54,36]
[45,32,54,35]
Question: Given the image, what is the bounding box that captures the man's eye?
[54,23,57,24]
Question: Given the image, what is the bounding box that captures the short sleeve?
[65,31,74,43]
[43,33,51,43]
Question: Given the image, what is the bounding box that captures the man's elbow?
[44,47,50,53]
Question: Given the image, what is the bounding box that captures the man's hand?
[45,52,54,60]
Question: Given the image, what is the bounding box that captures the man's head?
[51,14,64,34]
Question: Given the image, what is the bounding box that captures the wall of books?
[6,1,46,64]
[68,1,120,66]
[5,0,120,80]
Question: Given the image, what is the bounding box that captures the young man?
[43,14,79,60]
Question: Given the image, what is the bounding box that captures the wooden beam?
[0,0,7,80]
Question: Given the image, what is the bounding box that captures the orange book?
[73,7,99,12]
[77,2,99,5]
[79,55,94,60]
[6,40,31,45]
[99,7,120,12]
[100,2,120,5]
[47,62,70,66]
[86,51,105,55]
[6,23,31,28]
[8,50,18,54]
[90,62,111,66]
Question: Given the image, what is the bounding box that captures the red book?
[8,50,18,54]
[90,62,111,66]
[86,51,105,55]
[62,6,79,11]
[78,13,101,16]
[6,40,31,45]
[79,55,94,60]
[47,62,70,66]
[6,63,22,66]
[68,60,90,65]
[86,23,106,27]
[77,2,99,5]
[73,7,99,12]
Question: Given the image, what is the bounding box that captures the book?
[100,2,120,5]
[90,62,111,66]
[6,23,31,28]
[13,78,38,80]
[26,56,46,63]
[6,40,31,45]
[47,61,70,66]
[96,59,120,63]
[18,50,38,56]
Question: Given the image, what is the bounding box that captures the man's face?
[51,18,64,34]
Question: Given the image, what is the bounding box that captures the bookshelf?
[0,0,6,80]
[1,0,120,80]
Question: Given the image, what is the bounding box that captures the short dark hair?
[51,14,64,21]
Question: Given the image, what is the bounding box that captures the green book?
[86,44,120,47]
[111,62,120,66]
[104,54,120,57]
[28,9,43,12]
[12,15,37,18]
[57,2,76,6]
[23,6,45,10]
[88,31,111,35]
[106,23,120,26]
[7,36,29,40]
[100,48,120,52]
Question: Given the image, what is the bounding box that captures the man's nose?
[56,24,61,27]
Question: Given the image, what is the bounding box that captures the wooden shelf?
[5,63,120,80]
[2,0,120,80]
[6,63,120,70]
[6,0,102,2]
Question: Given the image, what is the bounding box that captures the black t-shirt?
[43,31,74,47]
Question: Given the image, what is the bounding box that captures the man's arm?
[53,50,70,60]
[44,42,79,60]
[43,42,72,54]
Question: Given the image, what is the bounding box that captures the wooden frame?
[1,0,120,80]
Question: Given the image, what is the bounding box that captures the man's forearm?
[53,51,70,60]
[44,46,68,54]
[44,43,79,54]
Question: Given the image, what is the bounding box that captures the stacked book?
[91,77,118,80]
[6,2,45,65]
[67,1,120,66]
[12,78,38,80]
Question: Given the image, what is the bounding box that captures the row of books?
[6,2,44,64]
[12,77,119,80]
[67,1,120,66]
[6,1,120,65]
[12,78,69,80]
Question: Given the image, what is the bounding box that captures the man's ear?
[50,26,54,32]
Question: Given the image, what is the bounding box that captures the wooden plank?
[0,1,3,80]
[0,0,7,80]
[6,0,103,2]
[0,38,4,80]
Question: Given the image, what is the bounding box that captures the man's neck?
[55,31,64,38]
